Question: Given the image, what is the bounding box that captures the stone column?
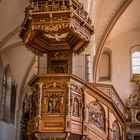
[16,109,23,140]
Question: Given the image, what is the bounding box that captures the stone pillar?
[16,109,23,140]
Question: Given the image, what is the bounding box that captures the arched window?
[0,57,4,119]
[132,51,140,75]
[2,64,12,122]
[99,49,111,81]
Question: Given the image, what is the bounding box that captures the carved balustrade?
[26,0,91,24]
[91,83,126,116]
[27,74,126,140]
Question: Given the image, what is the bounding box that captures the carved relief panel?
[71,94,81,117]
[70,84,82,118]
[44,91,65,113]
[112,121,121,140]
[47,51,72,73]
[88,101,105,131]
[42,81,67,115]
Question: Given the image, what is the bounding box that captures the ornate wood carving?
[112,121,121,140]
[88,101,105,131]
[25,74,125,140]
[20,0,94,55]
[71,92,82,117]
[43,91,65,113]
[47,50,72,74]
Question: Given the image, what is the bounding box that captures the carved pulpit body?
[25,75,126,140]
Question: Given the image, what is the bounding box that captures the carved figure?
[73,97,79,117]
[55,65,64,73]
[48,98,58,113]
[47,92,64,113]
[48,100,53,113]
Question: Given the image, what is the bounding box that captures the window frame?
[130,46,140,81]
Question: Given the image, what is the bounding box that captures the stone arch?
[93,0,132,82]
